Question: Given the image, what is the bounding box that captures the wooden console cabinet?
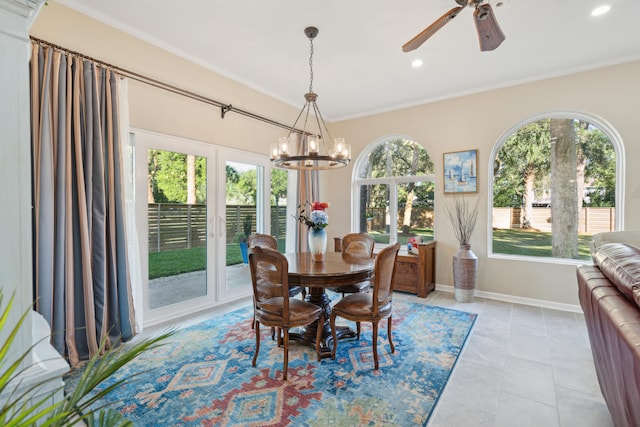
[334,238,436,298]
[392,242,436,298]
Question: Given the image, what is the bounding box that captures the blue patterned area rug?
[85,300,476,426]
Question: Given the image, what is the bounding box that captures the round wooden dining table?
[284,251,375,358]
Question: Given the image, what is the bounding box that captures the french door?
[217,152,271,301]
[134,131,272,326]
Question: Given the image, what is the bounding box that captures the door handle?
[209,217,215,237]
[219,217,226,239]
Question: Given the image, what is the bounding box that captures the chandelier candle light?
[270,27,351,170]
[295,201,329,262]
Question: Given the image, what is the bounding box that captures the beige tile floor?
[143,290,614,427]
[419,291,614,427]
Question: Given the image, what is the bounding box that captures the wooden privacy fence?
[148,204,287,253]
[363,207,434,232]
[492,207,615,234]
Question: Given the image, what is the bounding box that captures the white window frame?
[351,134,435,243]
[487,110,625,263]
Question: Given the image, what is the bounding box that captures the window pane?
[358,138,434,179]
[398,181,435,244]
[147,149,207,309]
[355,137,435,245]
[492,117,616,260]
[270,168,288,252]
[359,183,390,243]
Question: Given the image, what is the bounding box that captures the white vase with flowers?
[295,201,329,262]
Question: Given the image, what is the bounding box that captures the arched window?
[490,112,624,260]
[352,136,435,245]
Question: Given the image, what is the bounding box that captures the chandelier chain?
[308,37,314,94]
[270,26,350,170]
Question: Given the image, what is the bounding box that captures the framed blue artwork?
[444,149,477,193]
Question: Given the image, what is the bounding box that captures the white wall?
[0,1,69,410]
[30,3,640,308]
[327,62,640,306]
[30,2,298,154]
[0,0,44,367]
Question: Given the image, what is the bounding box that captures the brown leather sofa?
[577,242,640,427]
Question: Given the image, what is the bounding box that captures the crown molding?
[0,0,45,22]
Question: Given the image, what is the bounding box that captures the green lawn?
[492,229,592,260]
[148,247,206,279]
[369,228,435,245]
[149,230,592,279]
[149,238,286,279]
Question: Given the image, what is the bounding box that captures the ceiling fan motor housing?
[457,0,483,6]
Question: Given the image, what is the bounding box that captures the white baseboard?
[435,284,583,314]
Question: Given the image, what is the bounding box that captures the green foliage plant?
[242,214,253,239]
[0,291,174,426]
[234,231,247,244]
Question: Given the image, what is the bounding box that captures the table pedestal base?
[288,286,356,358]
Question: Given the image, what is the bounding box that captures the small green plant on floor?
[0,291,174,426]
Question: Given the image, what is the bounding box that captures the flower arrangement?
[406,236,423,255]
[295,201,329,230]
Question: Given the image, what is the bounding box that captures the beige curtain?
[295,170,320,252]
[30,42,135,366]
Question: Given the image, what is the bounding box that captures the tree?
[270,169,288,206]
[226,168,257,205]
[550,118,579,258]
[401,144,421,227]
[147,150,206,204]
[154,150,187,203]
[578,124,616,207]
[494,121,550,228]
[363,138,433,229]
[147,150,159,203]
[492,116,616,259]
[186,154,196,204]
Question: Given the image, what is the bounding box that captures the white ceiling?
[57,0,640,121]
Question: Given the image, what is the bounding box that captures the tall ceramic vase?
[453,244,477,303]
[308,228,327,262]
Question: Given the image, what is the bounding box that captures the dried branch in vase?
[445,196,479,246]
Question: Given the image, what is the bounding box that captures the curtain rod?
[30,36,294,132]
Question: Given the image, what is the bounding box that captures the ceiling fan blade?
[474,4,505,51]
[402,6,464,52]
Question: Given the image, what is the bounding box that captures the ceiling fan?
[402,0,505,52]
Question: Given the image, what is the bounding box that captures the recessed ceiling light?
[591,5,611,16]
[411,59,423,68]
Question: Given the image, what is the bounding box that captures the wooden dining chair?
[248,233,306,300]
[330,243,400,370]
[247,233,277,251]
[329,233,375,297]
[247,233,306,341]
[248,246,324,380]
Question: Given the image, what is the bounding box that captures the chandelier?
[270,27,351,170]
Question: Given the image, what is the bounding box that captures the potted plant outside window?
[237,214,253,264]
